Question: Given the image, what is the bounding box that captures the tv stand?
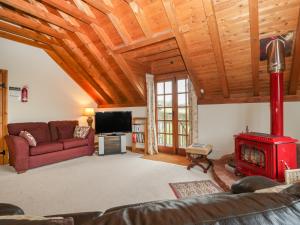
[98,134,126,156]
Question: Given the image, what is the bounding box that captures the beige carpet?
[0,152,213,216]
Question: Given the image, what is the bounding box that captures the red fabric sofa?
[5,121,95,173]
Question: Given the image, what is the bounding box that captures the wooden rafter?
[161,0,201,98]
[114,30,174,53]
[249,0,260,96]
[0,20,58,45]
[0,29,51,49]
[202,0,230,98]
[107,13,132,44]
[0,7,66,39]
[289,8,300,95]
[0,0,78,32]
[46,48,104,104]
[81,0,112,14]
[73,0,146,102]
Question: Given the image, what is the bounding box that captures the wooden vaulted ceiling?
[0,0,300,107]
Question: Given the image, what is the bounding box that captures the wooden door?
[155,75,191,155]
[0,70,8,165]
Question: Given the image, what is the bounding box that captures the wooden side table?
[186,144,213,173]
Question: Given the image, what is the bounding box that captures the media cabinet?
[98,134,127,156]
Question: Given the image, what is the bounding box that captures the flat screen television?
[95,111,132,134]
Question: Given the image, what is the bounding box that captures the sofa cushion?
[8,123,51,143]
[19,131,37,147]
[30,142,63,156]
[49,121,78,142]
[60,138,89,150]
[57,126,75,140]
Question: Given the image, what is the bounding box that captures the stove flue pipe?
[266,39,285,136]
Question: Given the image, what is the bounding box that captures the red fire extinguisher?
[21,86,28,102]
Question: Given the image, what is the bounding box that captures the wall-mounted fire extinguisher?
[21,86,28,102]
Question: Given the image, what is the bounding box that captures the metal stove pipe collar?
[266,39,286,73]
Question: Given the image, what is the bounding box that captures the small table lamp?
[83,108,95,127]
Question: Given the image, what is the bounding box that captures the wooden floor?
[142,153,190,167]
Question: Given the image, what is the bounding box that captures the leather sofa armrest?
[5,135,30,173]
[0,203,25,216]
[231,176,280,194]
[46,211,102,225]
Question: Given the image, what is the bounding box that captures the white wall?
[97,107,146,146]
[198,102,300,159]
[0,38,96,125]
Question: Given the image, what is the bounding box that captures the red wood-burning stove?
[235,39,298,182]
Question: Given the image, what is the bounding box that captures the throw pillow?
[73,126,90,139]
[57,126,75,140]
[0,215,73,225]
[19,131,37,147]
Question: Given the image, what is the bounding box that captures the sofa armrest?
[231,176,280,194]
[86,128,95,155]
[5,135,30,173]
[0,203,24,216]
[46,211,102,225]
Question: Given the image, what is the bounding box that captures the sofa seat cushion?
[60,138,89,150]
[30,142,63,156]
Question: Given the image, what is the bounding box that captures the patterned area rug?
[169,180,223,199]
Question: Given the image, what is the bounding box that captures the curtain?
[188,80,198,145]
[146,74,159,155]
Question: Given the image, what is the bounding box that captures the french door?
[155,76,190,154]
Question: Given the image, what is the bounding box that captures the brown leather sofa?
[1,176,300,225]
[5,121,95,173]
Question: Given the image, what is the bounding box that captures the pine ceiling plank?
[0,20,58,45]
[127,1,153,38]
[137,48,181,63]
[0,0,78,32]
[289,8,300,95]
[249,0,260,96]
[0,7,66,39]
[46,48,104,105]
[161,0,201,98]
[202,0,230,98]
[113,30,174,54]
[0,30,51,50]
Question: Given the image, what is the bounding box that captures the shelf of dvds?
[132,117,148,154]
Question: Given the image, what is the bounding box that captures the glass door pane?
[156,80,174,149]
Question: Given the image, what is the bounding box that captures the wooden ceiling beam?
[73,0,146,102]
[81,0,112,14]
[202,0,230,98]
[46,48,104,105]
[39,0,92,24]
[161,0,201,98]
[289,9,300,95]
[107,13,132,44]
[0,0,77,32]
[126,1,153,38]
[113,30,174,54]
[0,29,51,50]
[136,48,181,63]
[0,8,66,39]
[0,20,58,45]
[249,0,260,96]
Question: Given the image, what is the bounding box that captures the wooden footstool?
[186,144,213,173]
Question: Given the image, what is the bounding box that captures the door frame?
[155,73,188,154]
[0,69,8,164]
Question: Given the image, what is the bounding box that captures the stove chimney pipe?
[267,39,285,136]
